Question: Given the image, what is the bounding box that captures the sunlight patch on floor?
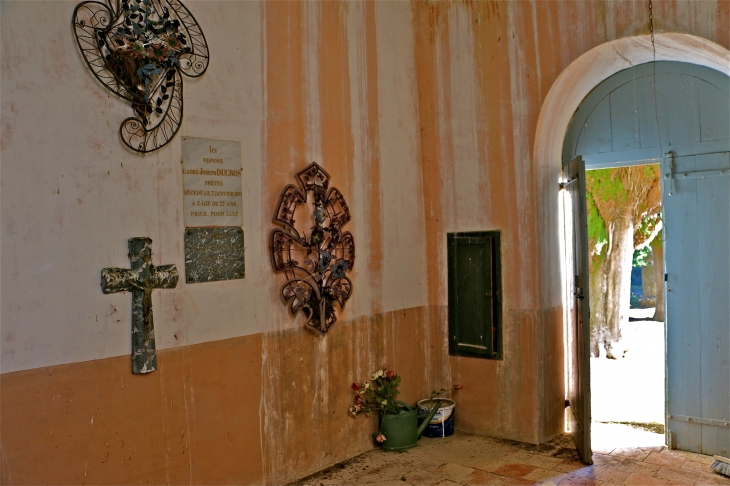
[591,307,665,425]
[591,307,666,453]
[592,422,665,452]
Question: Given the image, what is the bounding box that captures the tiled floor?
[290,428,730,486]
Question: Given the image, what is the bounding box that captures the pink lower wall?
[0,305,563,484]
[1,308,450,485]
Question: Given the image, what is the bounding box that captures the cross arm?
[101,264,179,293]
[150,264,179,289]
[101,267,139,294]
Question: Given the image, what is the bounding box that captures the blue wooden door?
[663,152,730,456]
[562,61,730,456]
[563,62,730,169]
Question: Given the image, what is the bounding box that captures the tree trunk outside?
[651,233,665,321]
[589,252,607,357]
[641,259,656,307]
[601,214,634,357]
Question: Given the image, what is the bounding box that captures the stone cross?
[101,238,179,374]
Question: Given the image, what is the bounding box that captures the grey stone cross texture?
[101,237,179,374]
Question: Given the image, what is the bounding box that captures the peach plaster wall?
[411,0,730,446]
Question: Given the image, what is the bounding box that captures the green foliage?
[634,212,662,253]
[587,168,628,205]
[586,190,608,254]
[585,168,629,256]
[636,212,661,239]
[643,164,658,179]
[635,166,661,215]
[633,246,652,267]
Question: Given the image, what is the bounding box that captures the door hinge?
[664,151,675,196]
[668,414,730,428]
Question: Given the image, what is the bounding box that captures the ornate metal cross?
[101,237,179,374]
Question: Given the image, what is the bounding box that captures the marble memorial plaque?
[182,137,242,227]
[184,227,245,283]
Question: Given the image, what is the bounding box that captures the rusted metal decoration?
[72,0,209,153]
[270,163,355,335]
[101,237,179,374]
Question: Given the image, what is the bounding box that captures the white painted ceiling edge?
[533,33,730,310]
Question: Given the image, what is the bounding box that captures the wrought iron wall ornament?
[270,163,355,335]
[72,0,209,153]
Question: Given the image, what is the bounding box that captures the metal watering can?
[377,400,443,451]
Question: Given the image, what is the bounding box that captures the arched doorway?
[564,60,730,458]
[534,34,730,462]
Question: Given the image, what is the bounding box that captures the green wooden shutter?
[448,232,502,360]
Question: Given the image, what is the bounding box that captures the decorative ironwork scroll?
[72,0,209,153]
[270,163,355,335]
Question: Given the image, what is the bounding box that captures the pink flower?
[354,404,361,412]
[454,383,463,390]
[385,370,394,379]
[351,382,361,391]
[375,434,387,443]
[354,395,362,405]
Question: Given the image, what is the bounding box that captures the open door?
[562,156,593,464]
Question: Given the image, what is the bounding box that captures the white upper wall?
[0,1,430,373]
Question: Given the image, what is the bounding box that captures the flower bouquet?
[348,368,459,451]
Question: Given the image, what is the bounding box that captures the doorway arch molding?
[533,33,730,309]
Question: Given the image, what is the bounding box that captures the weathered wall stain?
[259,306,450,484]
[0,308,452,484]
